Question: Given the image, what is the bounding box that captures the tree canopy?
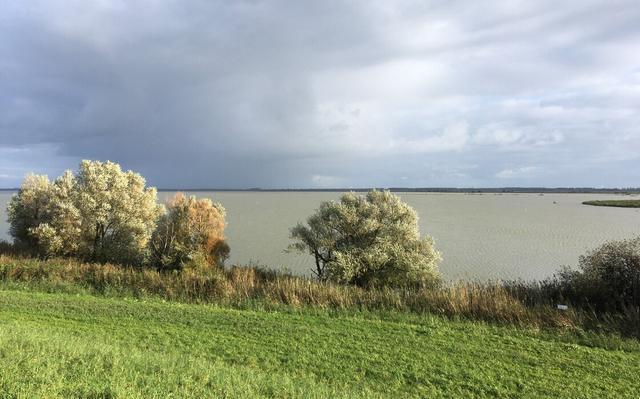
[150,193,229,271]
[8,160,162,264]
[289,190,441,288]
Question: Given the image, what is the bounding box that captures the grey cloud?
[0,0,639,188]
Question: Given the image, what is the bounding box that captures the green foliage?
[149,193,230,271]
[6,160,163,264]
[558,237,640,309]
[289,190,441,288]
[1,290,639,398]
[582,199,640,208]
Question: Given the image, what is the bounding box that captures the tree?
[289,190,441,288]
[29,171,81,257]
[7,160,163,264]
[149,193,229,271]
[7,174,53,250]
[72,160,163,264]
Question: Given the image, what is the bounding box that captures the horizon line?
[0,186,639,193]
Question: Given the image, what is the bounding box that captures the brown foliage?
[150,193,229,271]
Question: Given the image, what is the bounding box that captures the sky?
[1,1,639,189]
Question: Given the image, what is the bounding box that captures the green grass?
[582,199,640,208]
[1,290,639,398]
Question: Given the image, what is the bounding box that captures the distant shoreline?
[165,187,640,194]
[583,199,640,208]
[2,187,639,194]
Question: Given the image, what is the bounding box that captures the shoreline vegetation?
[3,161,639,340]
[583,199,640,208]
[0,253,638,340]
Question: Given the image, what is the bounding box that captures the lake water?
[1,191,639,281]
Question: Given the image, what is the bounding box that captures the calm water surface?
[1,191,639,280]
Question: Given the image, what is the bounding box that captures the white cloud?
[495,166,540,179]
[474,126,523,146]
[473,124,564,148]
[311,174,344,188]
[389,122,470,154]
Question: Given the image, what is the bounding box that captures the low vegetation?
[550,237,640,310]
[2,290,639,398]
[1,248,639,338]
[582,199,640,208]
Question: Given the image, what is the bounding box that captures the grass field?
[1,290,639,398]
[582,199,640,208]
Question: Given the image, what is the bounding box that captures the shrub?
[7,160,163,264]
[149,193,230,271]
[561,237,640,309]
[289,190,441,288]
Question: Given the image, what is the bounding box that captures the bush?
[561,237,640,310]
[7,160,163,264]
[149,193,230,271]
[289,190,441,288]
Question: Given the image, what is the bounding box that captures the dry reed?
[0,254,637,337]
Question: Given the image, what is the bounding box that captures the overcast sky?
[1,1,639,188]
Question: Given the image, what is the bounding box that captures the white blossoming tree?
[27,170,81,257]
[7,174,53,250]
[289,190,441,288]
[7,160,163,264]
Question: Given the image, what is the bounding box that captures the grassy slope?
[1,290,639,398]
[582,199,640,208]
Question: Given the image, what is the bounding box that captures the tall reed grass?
[1,254,637,337]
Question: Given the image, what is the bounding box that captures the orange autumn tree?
[150,193,229,271]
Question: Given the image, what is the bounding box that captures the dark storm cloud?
[1,0,639,188]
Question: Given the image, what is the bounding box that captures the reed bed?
[0,254,637,338]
